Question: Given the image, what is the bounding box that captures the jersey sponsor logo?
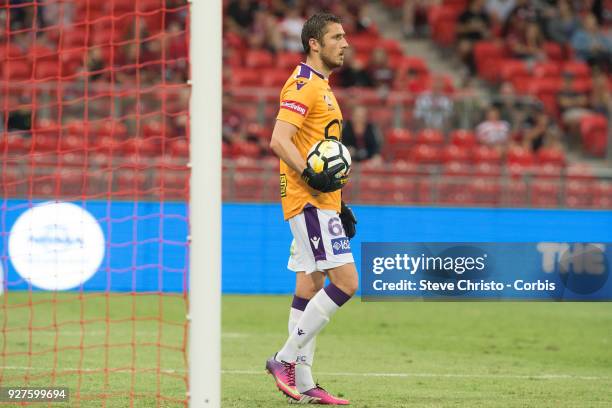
[331,237,351,255]
[310,236,321,249]
[280,174,287,197]
[280,100,308,116]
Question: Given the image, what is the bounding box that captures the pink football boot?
[265,354,301,401]
[296,384,350,405]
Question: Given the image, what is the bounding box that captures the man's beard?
[321,51,343,71]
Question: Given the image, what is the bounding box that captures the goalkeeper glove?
[301,163,348,193]
[340,201,357,239]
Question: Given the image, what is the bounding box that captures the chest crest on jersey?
[323,94,335,111]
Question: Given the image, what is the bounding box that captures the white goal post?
[189,0,222,407]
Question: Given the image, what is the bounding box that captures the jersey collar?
[299,62,326,80]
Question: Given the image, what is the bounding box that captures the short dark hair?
[301,12,342,54]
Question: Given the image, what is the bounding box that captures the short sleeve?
[276,81,318,129]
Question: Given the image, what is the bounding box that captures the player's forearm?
[270,133,307,174]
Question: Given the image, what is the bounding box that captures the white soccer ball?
[306,139,351,178]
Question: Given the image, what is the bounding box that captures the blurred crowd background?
[1,0,611,207]
[222,0,612,208]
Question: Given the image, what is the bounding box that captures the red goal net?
[1,1,190,406]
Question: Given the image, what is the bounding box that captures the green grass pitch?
[2,293,612,407]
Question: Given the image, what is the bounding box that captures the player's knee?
[343,277,359,296]
[332,277,358,297]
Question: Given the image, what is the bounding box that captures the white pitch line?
[3,367,610,381]
[222,369,611,381]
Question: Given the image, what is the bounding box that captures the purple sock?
[323,283,351,307]
[291,295,309,311]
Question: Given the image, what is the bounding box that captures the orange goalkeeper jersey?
[276,62,344,220]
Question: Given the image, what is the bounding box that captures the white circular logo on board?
[9,202,105,291]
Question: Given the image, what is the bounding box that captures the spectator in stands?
[397,67,430,95]
[87,47,108,82]
[401,0,439,37]
[226,0,259,34]
[222,93,246,146]
[247,9,283,53]
[557,72,591,136]
[570,13,612,72]
[40,1,74,28]
[522,108,561,152]
[502,0,536,37]
[280,8,305,52]
[342,105,381,163]
[590,70,611,117]
[485,0,516,25]
[456,0,492,75]
[367,48,395,91]
[6,94,31,132]
[507,21,546,63]
[546,0,580,45]
[493,81,530,134]
[414,76,454,130]
[336,48,373,88]
[475,105,511,153]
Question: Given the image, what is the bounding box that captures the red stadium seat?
[398,56,428,76]
[499,59,529,82]
[231,141,261,158]
[593,182,612,209]
[562,61,590,78]
[410,144,441,164]
[580,114,608,157]
[471,179,502,205]
[380,39,403,56]
[472,145,501,164]
[441,144,470,163]
[565,180,593,208]
[533,62,561,78]
[537,147,565,166]
[530,180,560,207]
[3,60,31,80]
[230,68,261,86]
[504,180,528,206]
[277,52,302,69]
[383,128,412,161]
[566,163,594,181]
[35,61,60,79]
[507,145,535,166]
[428,5,461,46]
[416,129,444,145]
[442,161,472,176]
[153,170,189,200]
[473,162,502,177]
[532,164,562,180]
[348,35,379,54]
[450,129,477,148]
[116,168,148,193]
[263,69,291,87]
[244,50,274,68]
[473,41,507,82]
[544,42,563,60]
[168,138,189,158]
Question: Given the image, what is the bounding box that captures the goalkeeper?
[265,12,358,405]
